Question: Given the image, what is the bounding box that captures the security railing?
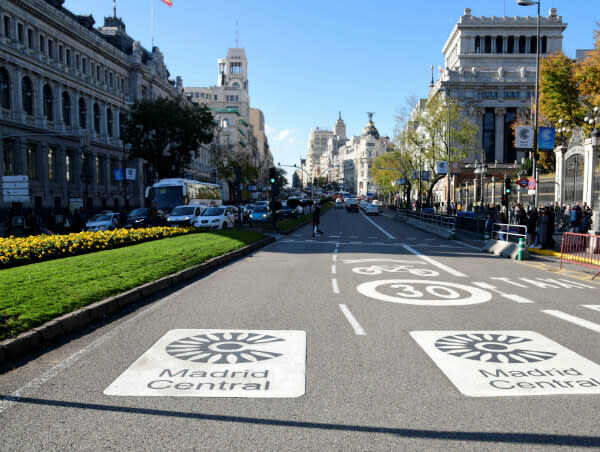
[403,210,456,228]
[560,232,600,279]
[492,223,528,243]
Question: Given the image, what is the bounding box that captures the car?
[85,212,121,231]
[334,198,344,209]
[238,204,254,224]
[364,202,381,215]
[166,205,205,227]
[248,205,271,224]
[359,199,369,211]
[278,205,298,218]
[125,208,167,228]
[345,198,359,213]
[193,206,236,230]
[254,200,268,208]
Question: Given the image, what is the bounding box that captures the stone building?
[0,0,184,220]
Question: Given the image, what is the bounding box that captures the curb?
[0,236,275,366]
[528,247,561,258]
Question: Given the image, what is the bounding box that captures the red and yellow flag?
[161,0,173,6]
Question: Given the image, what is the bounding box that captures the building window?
[75,54,80,71]
[474,36,481,53]
[107,108,113,137]
[495,36,503,53]
[79,97,87,128]
[530,36,537,53]
[104,69,108,84]
[58,44,63,63]
[27,28,33,48]
[109,72,113,88]
[484,36,492,53]
[48,39,54,59]
[3,16,10,39]
[66,48,71,66]
[503,108,517,163]
[17,23,24,44]
[47,147,56,181]
[39,35,45,54]
[27,144,37,180]
[3,140,16,175]
[62,91,71,126]
[0,67,10,109]
[82,57,87,74]
[541,36,547,53]
[482,108,495,162]
[43,84,53,121]
[66,150,73,183]
[93,103,101,133]
[230,62,242,74]
[518,36,526,53]
[96,65,100,80]
[507,36,515,54]
[22,76,33,116]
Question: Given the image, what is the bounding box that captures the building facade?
[0,0,183,220]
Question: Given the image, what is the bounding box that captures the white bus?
[145,178,222,213]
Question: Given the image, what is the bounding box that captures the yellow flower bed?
[0,226,194,268]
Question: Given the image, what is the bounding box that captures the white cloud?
[277,129,295,141]
[266,124,296,143]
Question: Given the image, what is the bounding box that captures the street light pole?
[517,0,540,207]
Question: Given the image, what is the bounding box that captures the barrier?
[404,210,456,228]
[560,232,600,279]
[492,223,527,244]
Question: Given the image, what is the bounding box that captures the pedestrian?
[312,204,324,237]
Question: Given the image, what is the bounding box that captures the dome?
[362,120,380,139]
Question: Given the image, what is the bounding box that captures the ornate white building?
[0,0,183,218]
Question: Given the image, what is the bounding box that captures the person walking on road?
[312,204,324,237]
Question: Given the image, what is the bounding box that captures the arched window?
[78,97,87,129]
[62,91,71,126]
[232,81,240,88]
[22,76,33,116]
[43,84,53,121]
[507,36,515,54]
[495,36,503,53]
[518,36,526,54]
[0,67,10,109]
[93,103,100,133]
[530,36,537,53]
[484,36,492,53]
[107,108,113,137]
[541,36,547,53]
[474,36,481,53]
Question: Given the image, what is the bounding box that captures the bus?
[145,178,222,213]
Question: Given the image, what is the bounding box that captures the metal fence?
[560,232,600,279]
[492,223,528,243]
[403,210,456,228]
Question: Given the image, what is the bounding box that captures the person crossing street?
[312,204,324,237]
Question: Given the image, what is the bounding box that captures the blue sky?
[65,0,599,169]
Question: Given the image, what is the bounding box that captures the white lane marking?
[368,236,377,239]
[338,304,366,336]
[583,305,600,312]
[406,237,417,240]
[543,310,600,334]
[454,240,482,251]
[331,264,337,274]
[332,278,340,294]
[401,244,467,278]
[490,277,528,288]
[329,235,340,238]
[332,254,337,262]
[0,267,226,415]
[426,238,436,241]
[472,282,536,303]
[360,212,395,239]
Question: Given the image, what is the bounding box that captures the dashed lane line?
[360,212,395,239]
[401,244,467,278]
[332,278,340,294]
[472,282,536,303]
[542,310,600,334]
[338,304,366,336]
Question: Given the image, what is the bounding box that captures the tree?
[574,26,600,109]
[539,52,584,125]
[122,98,215,179]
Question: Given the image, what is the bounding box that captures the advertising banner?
[538,127,556,150]
[516,126,533,149]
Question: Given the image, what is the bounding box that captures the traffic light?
[269,167,276,184]
[501,194,508,206]
[504,176,511,194]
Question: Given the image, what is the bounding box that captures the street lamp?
[517,0,540,207]
[590,110,600,231]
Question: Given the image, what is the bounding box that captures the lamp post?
[590,111,600,232]
[517,0,540,207]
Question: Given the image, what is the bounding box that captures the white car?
[334,198,344,209]
[193,206,236,230]
[167,205,204,227]
[364,202,382,215]
[359,199,369,211]
[85,212,121,231]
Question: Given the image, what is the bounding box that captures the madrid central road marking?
[104,330,306,398]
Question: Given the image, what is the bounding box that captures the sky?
[64,0,600,170]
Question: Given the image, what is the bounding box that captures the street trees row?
[373,93,479,207]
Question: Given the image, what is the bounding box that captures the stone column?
[34,76,45,126]
[554,145,566,206]
[491,176,496,205]
[494,108,506,162]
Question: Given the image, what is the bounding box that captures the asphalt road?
[1,207,600,451]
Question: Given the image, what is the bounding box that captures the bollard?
[449,224,456,240]
[484,231,489,243]
[517,237,526,261]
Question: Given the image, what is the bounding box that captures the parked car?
[167,205,204,227]
[248,205,271,224]
[278,205,298,218]
[346,198,359,213]
[192,206,236,230]
[125,208,167,228]
[85,212,121,231]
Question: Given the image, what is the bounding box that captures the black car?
[125,208,167,228]
[346,198,359,213]
[278,205,298,218]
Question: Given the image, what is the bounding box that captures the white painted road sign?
[411,331,600,397]
[104,329,306,398]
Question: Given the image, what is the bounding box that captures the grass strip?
[0,230,265,340]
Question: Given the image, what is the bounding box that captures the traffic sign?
[528,178,536,190]
[2,175,29,202]
[517,178,529,188]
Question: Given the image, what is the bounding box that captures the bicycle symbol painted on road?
[356,280,492,306]
[352,264,439,277]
